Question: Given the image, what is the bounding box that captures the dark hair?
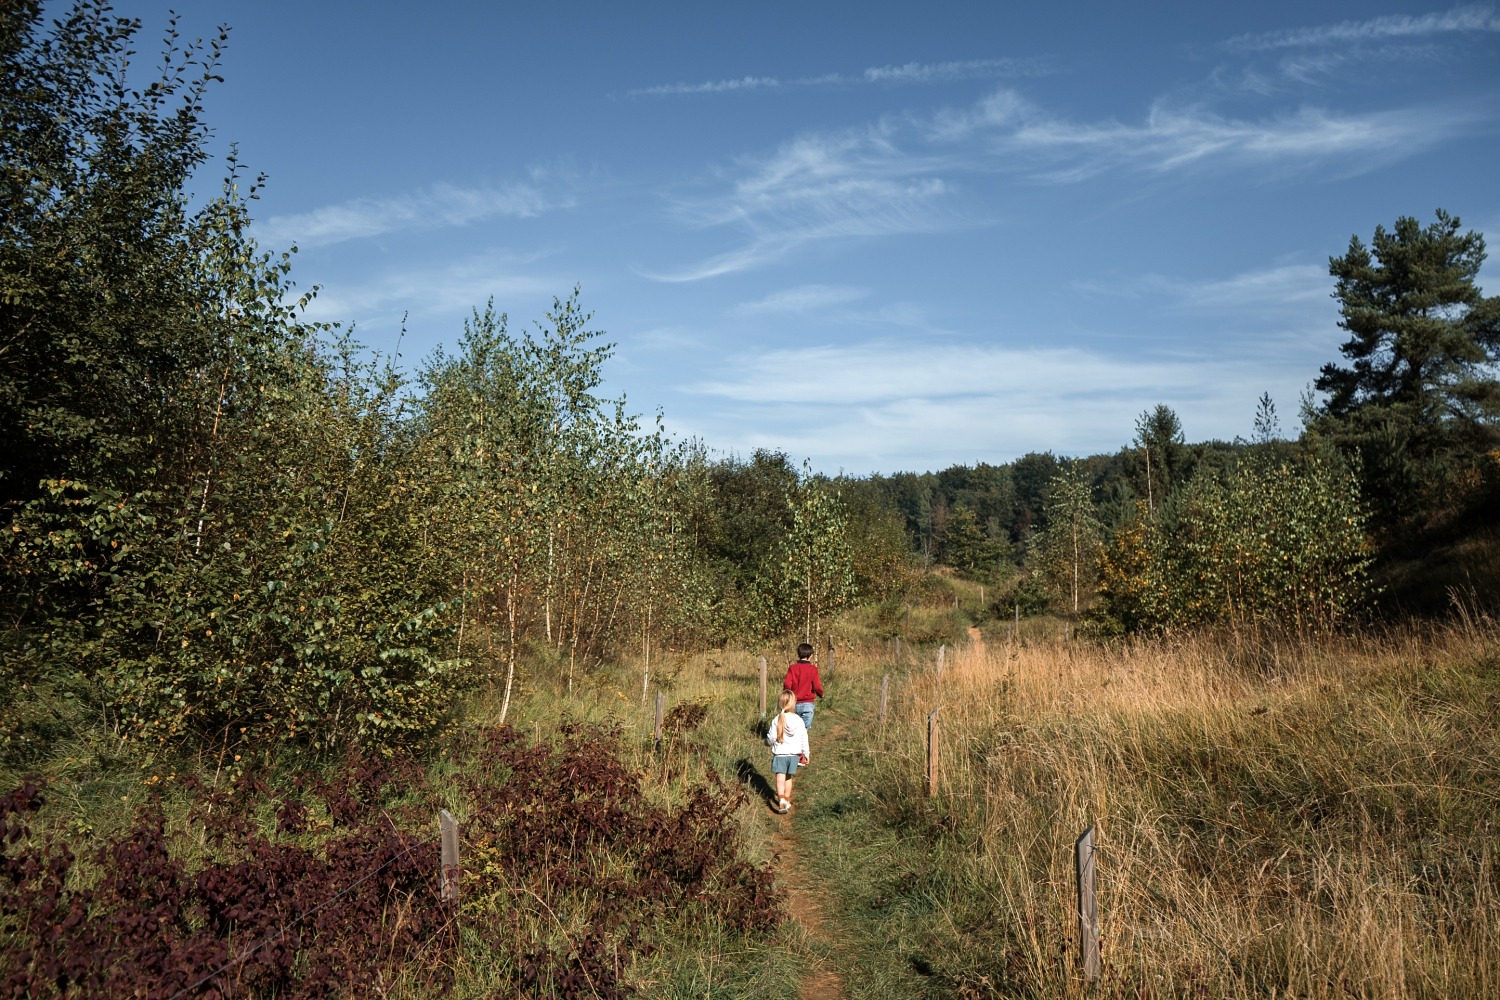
[796,642,814,660]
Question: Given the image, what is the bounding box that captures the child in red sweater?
[783,642,824,743]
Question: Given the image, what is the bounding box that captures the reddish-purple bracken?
[0,723,779,998]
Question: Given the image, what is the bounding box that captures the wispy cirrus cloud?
[1163,263,1331,312]
[648,84,1484,282]
[1075,262,1330,311]
[626,58,1047,98]
[258,179,569,249]
[859,59,1048,84]
[1227,4,1500,51]
[732,284,870,316]
[629,75,784,98]
[643,126,974,281]
[296,249,558,328]
[690,341,1169,405]
[999,100,1479,180]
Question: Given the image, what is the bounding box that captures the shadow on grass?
[746,713,770,740]
[733,756,776,807]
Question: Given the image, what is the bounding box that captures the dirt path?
[968,624,986,657]
[769,717,851,1000]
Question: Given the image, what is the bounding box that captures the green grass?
[7,596,1498,998]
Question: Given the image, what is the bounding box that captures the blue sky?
[88,1,1500,474]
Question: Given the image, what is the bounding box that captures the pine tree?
[1313,209,1500,528]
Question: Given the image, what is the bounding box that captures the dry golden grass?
[854,613,1500,998]
[461,598,1497,997]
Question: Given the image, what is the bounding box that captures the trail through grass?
[8,605,1496,998]
[769,713,853,999]
[714,614,1500,998]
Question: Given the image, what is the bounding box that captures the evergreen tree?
[1312,209,1500,529]
[1134,405,1187,515]
[1011,451,1060,540]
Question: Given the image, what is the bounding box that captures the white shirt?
[765,710,809,758]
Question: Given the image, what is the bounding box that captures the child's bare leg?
[773,772,787,804]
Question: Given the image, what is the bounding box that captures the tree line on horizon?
[862,203,1499,627]
[2,3,1497,753]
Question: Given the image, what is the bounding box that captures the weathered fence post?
[758,656,767,716]
[879,674,889,724]
[439,809,460,904]
[1076,825,1100,984]
[936,643,946,677]
[654,689,665,751]
[926,707,941,797]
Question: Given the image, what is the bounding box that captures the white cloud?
[257,180,565,248]
[669,339,1309,473]
[628,76,783,98]
[623,325,711,353]
[1001,100,1477,180]
[1075,262,1331,313]
[859,58,1049,84]
[295,250,558,330]
[691,341,1207,405]
[626,58,1047,100]
[1228,4,1500,51]
[1092,263,1338,314]
[732,284,870,316]
[927,88,1033,141]
[650,70,1489,280]
[645,127,972,281]
[1167,263,1329,311]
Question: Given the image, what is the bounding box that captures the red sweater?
[783,660,824,703]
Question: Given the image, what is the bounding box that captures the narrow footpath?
[770,715,852,1000]
[766,628,985,998]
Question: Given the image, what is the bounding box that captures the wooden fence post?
[758,656,767,716]
[1076,825,1100,984]
[654,689,665,751]
[926,707,941,797]
[879,674,889,724]
[936,643,946,677]
[439,809,460,904]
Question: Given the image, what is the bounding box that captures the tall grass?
[845,613,1500,997]
[9,595,1493,998]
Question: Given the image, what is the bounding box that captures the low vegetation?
[828,608,1500,997]
[0,719,782,998]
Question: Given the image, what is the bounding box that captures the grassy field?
[4,593,1496,998]
[737,611,1500,998]
[469,589,1497,997]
